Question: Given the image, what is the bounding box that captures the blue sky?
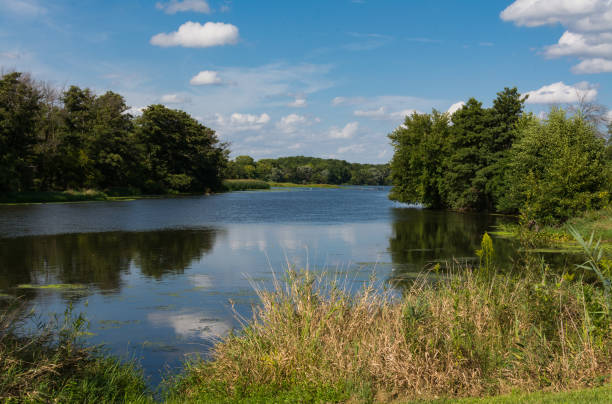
[1,0,611,163]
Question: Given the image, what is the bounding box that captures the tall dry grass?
[178,265,612,402]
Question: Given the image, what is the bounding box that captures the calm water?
[0,187,521,384]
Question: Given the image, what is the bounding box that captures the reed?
[171,260,612,403]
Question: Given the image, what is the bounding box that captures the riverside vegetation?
[2,228,612,403]
[0,71,389,204]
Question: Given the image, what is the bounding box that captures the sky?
[1,0,612,163]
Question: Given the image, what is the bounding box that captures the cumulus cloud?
[190,70,222,85]
[155,0,211,14]
[277,114,307,133]
[524,81,598,104]
[288,95,307,108]
[124,106,145,117]
[150,21,239,48]
[337,144,366,154]
[545,31,612,59]
[332,96,346,106]
[213,112,270,132]
[329,122,359,139]
[501,0,612,74]
[353,106,417,120]
[160,93,191,104]
[572,57,612,73]
[500,0,601,28]
[447,101,465,115]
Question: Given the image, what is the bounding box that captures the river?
[0,186,517,384]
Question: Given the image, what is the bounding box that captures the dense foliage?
[225,155,391,185]
[0,71,228,195]
[389,87,612,223]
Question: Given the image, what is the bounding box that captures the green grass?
[222,179,271,191]
[0,190,109,204]
[268,182,341,188]
[492,205,612,250]
[415,384,612,403]
[0,304,152,403]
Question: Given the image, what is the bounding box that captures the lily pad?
[17,283,87,290]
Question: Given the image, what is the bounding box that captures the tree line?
[389,87,612,224]
[224,155,391,186]
[0,71,228,195]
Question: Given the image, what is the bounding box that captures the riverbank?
[492,205,612,251]
[0,304,151,403]
[0,182,342,204]
[4,254,612,402]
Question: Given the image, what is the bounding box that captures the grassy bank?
[0,190,110,204]
[168,246,612,403]
[268,182,341,188]
[492,205,612,251]
[0,303,151,403]
[3,229,611,402]
[222,179,271,191]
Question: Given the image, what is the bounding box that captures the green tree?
[389,110,450,207]
[502,108,609,223]
[0,72,41,192]
[440,98,490,210]
[482,87,526,209]
[136,105,227,193]
[88,91,135,189]
[56,85,96,189]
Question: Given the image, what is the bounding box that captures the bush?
[500,108,610,224]
[222,179,271,191]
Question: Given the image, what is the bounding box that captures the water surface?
[0,187,519,384]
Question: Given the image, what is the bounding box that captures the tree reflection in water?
[0,228,222,301]
[387,208,517,288]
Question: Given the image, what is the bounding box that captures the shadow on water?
[386,207,585,290]
[0,228,222,301]
[387,207,518,287]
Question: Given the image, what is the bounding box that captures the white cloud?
[124,106,145,117]
[353,106,417,120]
[277,114,307,133]
[545,31,612,59]
[329,122,359,139]
[501,0,612,74]
[150,21,239,48]
[156,0,211,14]
[447,101,465,115]
[213,112,270,132]
[572,57,612,73]
[288,95,307,108]
[160,93,191,104]
[337,144,366,154]
[332,96,346,106]
[0,0,45,16]
[500,0,601,28]
[190,70,222,85]
[524,81,598,104]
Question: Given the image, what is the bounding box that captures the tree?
[136,105,228,193]
[388,110,449,207]
[0,72,41,192]
[502,108,609,223]
[88,91,135,189]
[440,98,490,210]
[482,87,526,210]
[56,85,96,189]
